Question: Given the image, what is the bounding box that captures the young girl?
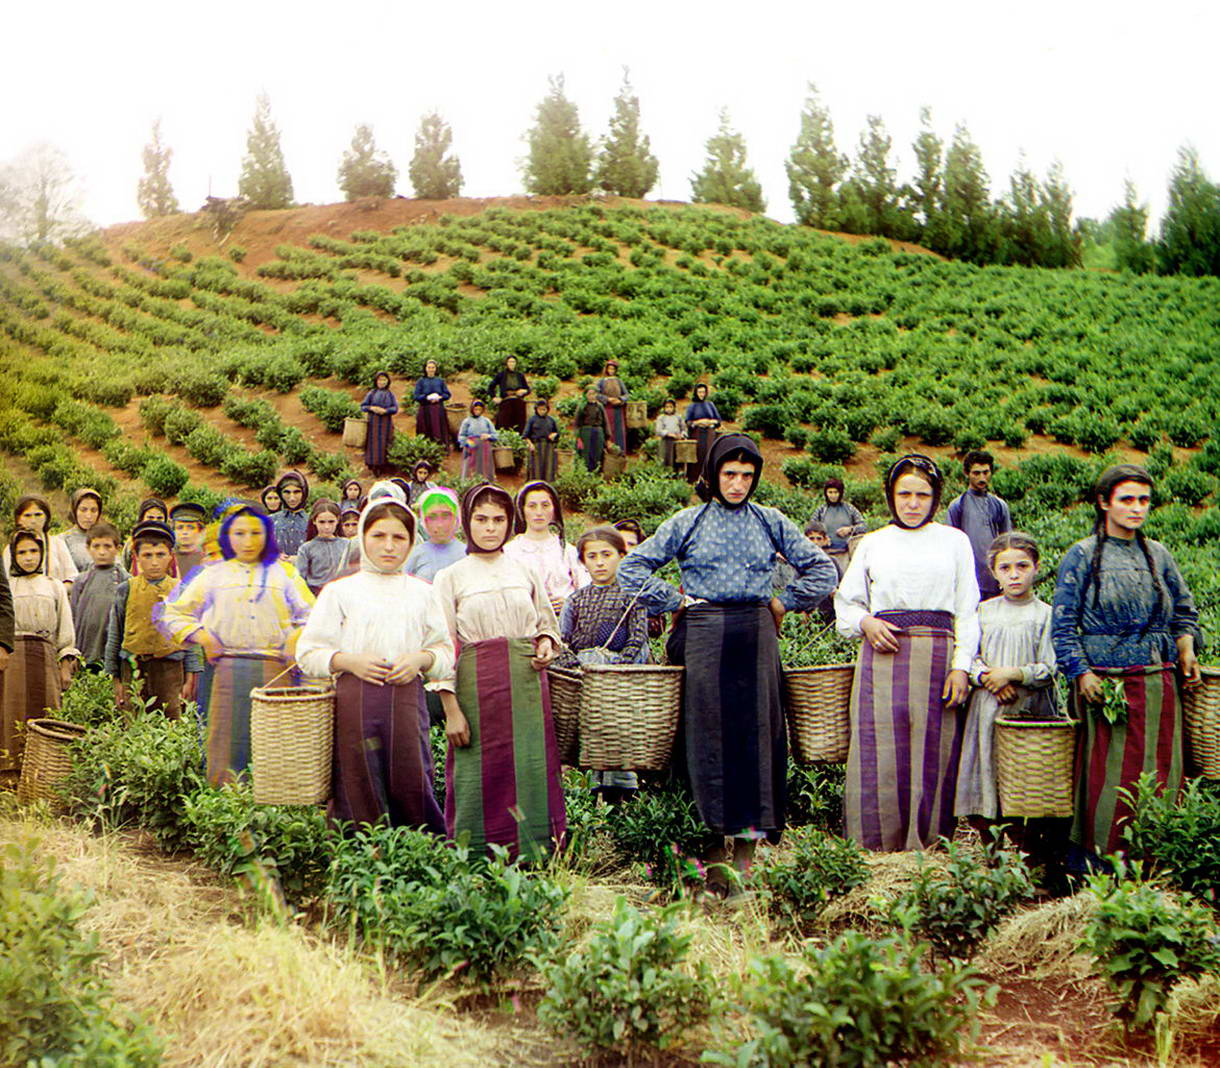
[574,388,609,473]
[523,400,560,482]
[458,400,497,481]
[503,481,589,615]
[261,485,283,516]
[4,496,78,585]
[339,502,360,541]
[297,495,454,830]
[407,460,437,507]
[1,531,77,774]
[55,487,103,573]
[432,484,566,858]
[653,399,684,470]
[405,488,466,582]
[340,479,364,506]
[157,504,315,785]
[296,499,349,595]
[955,533,1058,829]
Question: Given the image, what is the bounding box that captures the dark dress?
[360,386,399,471]
[413,376,452,448]
[491,370,529,433]
[523,414,560,482]
[683,400,721,484]
[576,401,609,473]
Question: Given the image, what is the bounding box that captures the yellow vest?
[123,575,178,658]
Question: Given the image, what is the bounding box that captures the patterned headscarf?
[460,483,514,554]
[416,486,460,519]
[884,454,943,530]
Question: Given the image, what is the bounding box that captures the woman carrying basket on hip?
[618,434,837,900]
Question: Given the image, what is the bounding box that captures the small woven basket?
[994,716,1078,818]
[1183,666,1220,778]
[601,452,627,480]
[17,718,88,807]
[674,439,698,465]
[493,446,516,470]
[546,667,582,765]
[578,664,683,770]
[445,402,467,435]
[625,400,648,429]
[342,417,367,448]
[249,684,335,805]
[783,664,854,764]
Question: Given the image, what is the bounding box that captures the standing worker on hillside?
[947,450,1011,600]
[618,434,838,901]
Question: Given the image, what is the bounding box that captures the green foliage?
[136,118,179,218]
[239,91,294,209]
[169,242,192,263]
[537,898,713,1056]
[806,426,856,464]
[524,74,593,196]
[603,780,720,893]
[1157,145,1220,277]
[386,432,446,471]
[786,83,847,230]
[228,244,247,263]
[1083,860,1220,1030]
[584,463,692,533]
[0,838,161,1067]
[299,385,360,433]
[754,827,868,933]
[337,123,397,201]
[594,70,659,199]
[890,838,1034,960]
[1122,774,1220,902]
[691,108,765,213]
[785,762,846,831]
[709,931,991,1068]
[141,453,189,497]
[220,448,279,488]
[58,669,125,729]
[409,111,463,199]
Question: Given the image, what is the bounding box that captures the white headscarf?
[356,485,416,575]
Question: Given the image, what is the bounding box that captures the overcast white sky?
[3,0,1217,232]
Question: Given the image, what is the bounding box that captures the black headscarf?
[8,530,44,577]
[460,483,515,554]
[695,433,763,508]
[276,469,310,506]
[884,454,943,529]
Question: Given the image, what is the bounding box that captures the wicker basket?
[625,400,648,429]
[445,402,467,435]
[546,667,581,765]
[674,439,698,465]
[342,417,367,448]
[17,718,88,807]
[578,664,683,770]
[493,445,516,470]
[994,716,1078,818]
[783,664,854,764]
[1183,666,1220,778]
[602,452,627,480]
[249,684,335,805]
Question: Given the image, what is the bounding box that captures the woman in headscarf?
[503,480,589,615]
[406,460,437,508]
[297,488,454,830]
[340,479,364,507]
[431,484,566,858]
[271,470,310,560]
[490,355,530,433]
[413,358,452,449]
[4,495,78,584]
[618,435,837,898]
[260,485,283,517]
[1052,463,1201,861]
[360,371,399,474]
[834,454,980,852]
[55,486,103,573]
[458,399,497,481]
[683,383,722,484]
[574,387,609,474]
[523,400,560,482]
[810,477,867,575]
[596,359,630,454]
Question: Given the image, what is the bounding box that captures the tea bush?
[58,669,124,729]
[1122,773,1220,903]
[709,931,991,1067]
[299,385,361,433]
[386,432,446,471]
[754,827,868,933]
[604,779,720,894]
[536,898,714,1057]
[140,454,189,497]
[785,763,846,831]
[220,448,279,488]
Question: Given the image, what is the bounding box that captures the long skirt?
[666,604,786,839]
[605,403,628,453]
[445,637,566,858]
[204,654,288,787]
[332,674,444,832]
[688,426,718,483]
[461,440,495,481]
[364,412,394,470]
[0,636,60,773]
[845,609,962,851]
[1072,663,1182,856]
[415,401,451,449]
[659,437,677,469]
[578,427,604,473]
[495,396,526,433]
[527,441,558,482]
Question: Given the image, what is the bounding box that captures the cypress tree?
[1111,179,1155,274]
[409,112,463,199]
[337,123,397,200]
[523,75,593,195]
[691,109,765,213]
[594,70,658,198]
[238,93,294,210]
[939,122,996,263]
[785,84,845,229]
[911,106,945,247]
[137,119,179,218]
[1157,145,1220,276]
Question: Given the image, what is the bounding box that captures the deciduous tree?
[238,92,294,210]
[691,109,764,213]
[0,142,91,245]
[594,69,658,198]
[523,75,593,195]
[786,84,845,229]
[137,119,179,218]
[337,123,397,200]
[409,112,463,199]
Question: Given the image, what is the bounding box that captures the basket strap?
[599,586,648,652]
[786,618,838,659]
[264,662,297,689]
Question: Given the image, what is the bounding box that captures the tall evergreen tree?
[238,93,293,210]
[136,119,179,218]
[594,69,658,198]
[691,109,765,213]
[910,106,944,241]
[337,123,397,200]
[1110,179,1155,274]
[1038,160,1080,267]
[409,111,463,199]
[997,156,1049,266]
[1157,145,1220,276]
[938,122,996,263]
[841,115,914,239]
[523,75,593,195]
[785,83,845,229]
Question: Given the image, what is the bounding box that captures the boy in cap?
[170,502,208,580]
[104,520,201,718]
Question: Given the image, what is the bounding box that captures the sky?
[3,0,1217,233]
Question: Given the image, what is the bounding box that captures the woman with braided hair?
[1052,463,1202,860]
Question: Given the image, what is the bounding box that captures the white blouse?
[502,534,589,604]
[12,574,78,659]
[834,522,981,672]
[296,570,455,686]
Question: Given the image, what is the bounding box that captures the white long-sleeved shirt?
[834,522,981,672]
[296,569,455,686]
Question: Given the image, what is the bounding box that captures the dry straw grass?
[1,813,503,1068]
[977,892,1098,981]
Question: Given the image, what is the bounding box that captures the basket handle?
[263,662,298,689]
[787,617,838,659]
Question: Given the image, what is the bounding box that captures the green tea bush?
[807,426,856,464]
[1083,860,1220,1030]
[754,827,868,934]
[709,931,991,1068]
[299,385,361,433]
[163,404,203,444]
[141,454,189,497]
[1122,774,1220,902]
[176,371,228,408]
[385,433,445,472]
[185,424,234,467]
[307,448,351,482]
[228,245,247,263]
[220,449,279,488]
[604,780,720,894]
[58,669,124,729]
[1,838,161,1067]
[536,898,714,1058]
[554,463,603,512]
[170,243,192,262]
[1162,466,1216,507]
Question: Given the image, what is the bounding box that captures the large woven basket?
[783,664,854,764]
[249,684,335,805]
[625,400,648,429]
[1183,666,1220,778]
[601,452,627,480]
[578,664,683,771]
[674,439,698,465]
[995,716,1078,818]
[17,718,88,807]
[546,667,581,765]
[493,445,516,470]
[445,402,467,435]
[342,417,367,448]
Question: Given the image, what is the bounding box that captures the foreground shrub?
[754,827,868,933]
[604,780,720,894]
[1122,773,1220,902]
[386,432,446,471]
[141,454,189,497]
[57,669,125,729]
[537,898,713,1057]
[1083,860,1220,1031]
[1,838,161,1067]
[709,931,991,1067]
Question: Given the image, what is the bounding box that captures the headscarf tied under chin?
[460,483,514,554]
[512,480,565,540]
[357,495,417,575]
[8,530,44,577]
[884,453,944,530]
[695,433,763,508]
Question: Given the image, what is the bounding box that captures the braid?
[1088,522,1107,611]
[1134,530,1169,638]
